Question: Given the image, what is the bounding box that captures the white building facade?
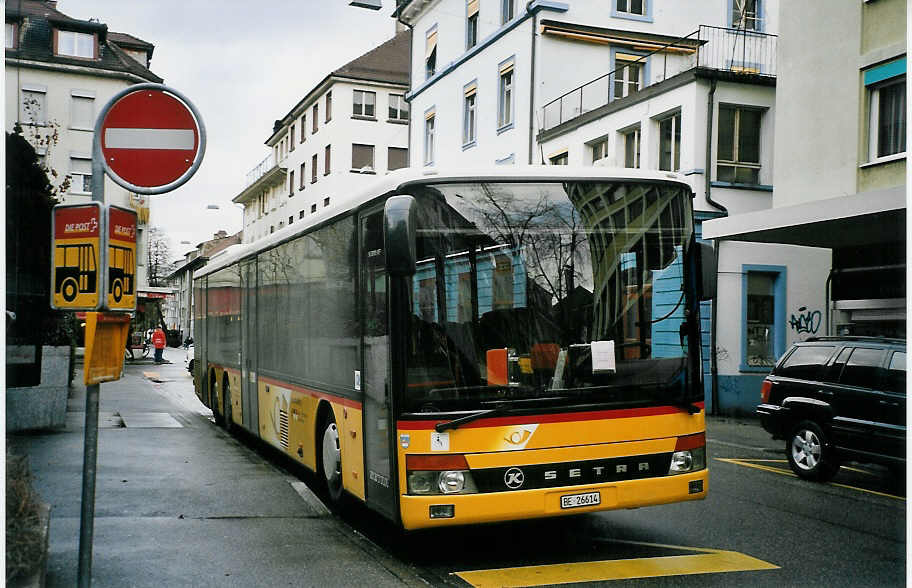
[396,0,837,415]
[5,1,162,288]
[235,31,411,243]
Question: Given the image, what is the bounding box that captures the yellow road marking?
[454,547,777,587]
[714,458,905,501]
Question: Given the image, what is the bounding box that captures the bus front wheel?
[319,411,344,505]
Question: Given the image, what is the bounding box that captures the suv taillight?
[760,379,772,403]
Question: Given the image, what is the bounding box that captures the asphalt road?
[31,349,902,587]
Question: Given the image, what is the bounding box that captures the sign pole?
[76,116,108,588]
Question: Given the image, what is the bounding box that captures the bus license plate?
[560,491,600,509]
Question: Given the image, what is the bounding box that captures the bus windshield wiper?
[434,404,508,433]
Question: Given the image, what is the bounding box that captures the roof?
[264,30,410,144]
[5,0,162,83]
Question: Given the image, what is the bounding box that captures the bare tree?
[147,226,175,286]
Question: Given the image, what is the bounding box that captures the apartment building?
[5,0,162,288]
[234,30,411,243]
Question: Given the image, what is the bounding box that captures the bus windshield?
[399,179,695,414]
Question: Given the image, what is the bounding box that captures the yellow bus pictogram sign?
[52,203,103,310]
[106,205,137,310]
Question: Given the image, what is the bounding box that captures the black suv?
[757,336,905,481]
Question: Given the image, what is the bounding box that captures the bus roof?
[196,166,692,279]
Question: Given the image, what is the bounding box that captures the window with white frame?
[731,0,760,31]
[352,143,375,172]
[388,94,409,121]
[616,0,645,17]
[312,103,319,133]
[300,114,306,142]
[717,105,761,183]
[466,0,479,50]
[424,111,436,165]
[501,0,515,24]
[353,90,376,117]
[311,153,318,183]
[866,70,906,161]
[388,147,408,170]
[613,54,642,100]
[57,30,94,58]
[325,92,332,122]
[299,162,306,189]
[549,151,568,165]
[463,83,477,146]
[324,144,331,175]
[621,126,641,168]
[69,156,92,194]
[70,91,94,130]
[6,22,17,49]
[591,137,609,163]
[289,170,295,196]
[658,111,681,172]
[425,28,438,79]
[498,59,515,129]
[20,88,47,125]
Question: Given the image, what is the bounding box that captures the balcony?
[245,152,276,188]
[541,25,777,132]
[233,152,286,206]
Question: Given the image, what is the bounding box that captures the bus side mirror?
[384,195,417,277]
[698,242,717,301]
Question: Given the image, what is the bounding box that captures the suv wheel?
[787,420,840,482]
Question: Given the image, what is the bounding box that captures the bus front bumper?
[399,469,708,530]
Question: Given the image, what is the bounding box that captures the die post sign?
[51,203,103,310]
[106,205,138,311]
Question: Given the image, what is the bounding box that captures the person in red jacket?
[152,327,166,363]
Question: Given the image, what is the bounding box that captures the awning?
[702,185,905,248]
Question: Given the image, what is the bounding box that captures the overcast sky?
[63,1,402,260]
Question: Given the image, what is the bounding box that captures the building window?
[498,59,515,130]
[69,156,92,194]
[290,124,295,151]
[591,137,609,163]
[717,105,761,183]
[352,143,375,172]
[742,266,785,371]
[620,126,641,168]
[466,0,479,50]
[6,22,17,49]
[463,83,477,146]
[501,0,514,24]
[299,163,306,189]
[730,0,760,30]
[388,147,408,171]
[300,210,306,219]
[270,226,275,234]
[56,30,94,58]
[425,27,438,79]
[300,115,306,142]
[289,216,294,225]
[312,104,318,133]
[353,90,376,118]
[324,197,330,207]
[325,92,332,122]
[20,88,47,125]
[289,170,295,196]
[311,153,318,183]
[424,111,436,165]
[324,145,331,175]
[311,204,317,213]
[867,74,906,160]
[389,94,409,121]
[616,0,645,16]
[70,92,94,130]
[658,111,681,172]
[613,54,642,100]
[549,151,568,165]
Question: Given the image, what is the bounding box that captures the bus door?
[240,259,259,435]
[359,207,398,521]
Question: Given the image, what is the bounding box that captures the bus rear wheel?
[112,280,123,302]
[319,411,344,505]
[210,372,223,426]
[222,377,233,433]
[61,278,78,302]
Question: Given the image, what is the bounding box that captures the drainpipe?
[527,1,538,164]
[824,269,833,336]
[704,78,727,415]
[396,10,414,163]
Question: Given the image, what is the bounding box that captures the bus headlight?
[405,454,479,495]
[668,447,706,474]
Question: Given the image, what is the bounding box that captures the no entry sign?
[98,85,205,194]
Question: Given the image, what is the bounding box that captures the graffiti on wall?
[789,306,822,335]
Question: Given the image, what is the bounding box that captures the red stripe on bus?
[396,402,705,430]
[257,375,362,409]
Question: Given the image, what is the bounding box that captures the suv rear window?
[838,347,886,389]
[885,351,906,394]
[777,346,835,380]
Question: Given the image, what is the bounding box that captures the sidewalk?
[8,346,424,587]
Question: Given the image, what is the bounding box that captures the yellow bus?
[193,167,715,529]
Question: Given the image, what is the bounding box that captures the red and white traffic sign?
[100,87,202,191]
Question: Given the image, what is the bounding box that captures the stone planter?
[7,346,71,432]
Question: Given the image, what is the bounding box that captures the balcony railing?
[541,25,777,132]
[245,152,276,188]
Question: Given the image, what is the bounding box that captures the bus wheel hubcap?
[322,423,340,484]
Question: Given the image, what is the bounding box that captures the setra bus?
[193,167,716,529]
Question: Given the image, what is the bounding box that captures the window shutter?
[467,0,479,17]
[425,30,438,59]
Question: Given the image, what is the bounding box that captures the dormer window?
[56,30,95,58]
